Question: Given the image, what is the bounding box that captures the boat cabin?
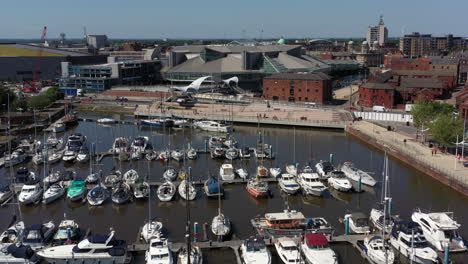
[265,210,306,229]
[303,233,330,249]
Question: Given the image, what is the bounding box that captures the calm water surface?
[1,114,467,263]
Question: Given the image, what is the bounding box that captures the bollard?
[444,242,449,264]
[203,222,208,241]
[204,139,208,153]
[357,176,362,192]
[387,198,392,217]
[329,154,334,164]
[194,222,199,242]
[345,215,350,235]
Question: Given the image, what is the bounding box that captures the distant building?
[453,51,468,85]
[262,72,332,103]
[59,57,161,94]
[0,43,106,82]
[366,15,388,47]
[87,35,108,50]
[399,32,466,58]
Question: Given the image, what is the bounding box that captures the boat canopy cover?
[350,212,368,220]
[206,177,221,194]
[394,221,421,234]
[245,237,266,251]
[0,185,10,191]
[305,233,328,246]
[7,244,35,259]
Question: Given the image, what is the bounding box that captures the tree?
[45,86,64,101]
[11,99,28,112]
[429,113,463,149]
[27,95,51,110]
[0,87,16,111]
[411,100,455,128]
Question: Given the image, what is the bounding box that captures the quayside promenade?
[346,120,468,196]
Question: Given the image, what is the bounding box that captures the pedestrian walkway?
[347,121,468,195]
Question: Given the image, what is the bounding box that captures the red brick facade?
[359,86,395,108]
[262,73,332,104]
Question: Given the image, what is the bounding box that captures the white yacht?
[240,236,271,264]
[177,245,202,264]
[163,167,177,182]
[32,151,46,165]
[43,170,62,185]
[42,183,65,204]
[140,221,163,243]
[131,136,149,153]
[112,137,129,154]
[65,133,86,153]
[36,230,131,264]
[390,221,439,264]
[341,162,377,186]
[48,151,63,164]
[278,173,300,195]
[145,236,173,264]
[178,180,196,201]
[344,212,370,234]
[0,220,24,244]
[315,160,334,179]
[274,237,304,264]
[171,149,184,162]
[327,171,352,192]
[194,120,231,133]
[76,147,90,163]
[62,150,77,162]
[301,233,338,264]
[87,184,109,206]
[18,180,43,205]
[157,181,176,202]
[219,164,235,181]
[269,167,281,178]
[97,118,117,124]
[370,207,395,234]
[211,209,231,238]
[297,168,327,197]
[187,148,197,159]
[411,209,466,252]
[363,236,395,264]
[285,164,297,176]
[4,149,27,167]
[236,168,248,179]
[123,169,139,185]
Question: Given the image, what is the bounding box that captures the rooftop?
[264,72,331,81]
[171,44,301,54]
[0,43,89,57]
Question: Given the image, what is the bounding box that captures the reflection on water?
[0,114,467,263]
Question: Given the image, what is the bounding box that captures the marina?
[0,114,467,263]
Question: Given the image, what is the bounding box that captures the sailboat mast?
[186,166,191,264]
[382,154,389,263]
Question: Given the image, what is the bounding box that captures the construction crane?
[24,26,47,93]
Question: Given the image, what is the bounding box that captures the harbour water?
[1,114,467,263]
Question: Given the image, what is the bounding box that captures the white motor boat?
[178,180,196,201]
[341,162,377,186]
[157,181,176,202]
[123,169,139,185]
[285,164,298,176]
[171,149,184,162]
[97,118,117,124]
[158,150,170,161]
[21,221,56,249]
[65,133,86,153]
[36,230,132,264]
[62,150,77,162]
[0,220,24,244]
[87,184,110,206]
[131,136,149,153]
[211,210,231,238]
[177,245,202,264]
[236,168,248,179]
[411,209,466,252]
[327,171,352,192]
[187,148,197,160]
[278,174,300,195]
[363,236,395,264]
[4,149,27,167]
[45,135,63,149]
[140,221,163,243]
[370,207,395,234]
[86,170,102,184]
[297,169,327,197]
[53,219,81,245]
[173,119,190,129]
[240,236,271,264]
[163,167,177,182]
[269,167,281,178]
[225,148,239,160]
[18,179,43,205]
[48,151,63,164]
[0,185,13,204]
[44,171,62,185]
[210,147,225,159]
[145,235,173,264]
[32,151,46,165]
[315,160,334,179]
[274,237,304,264]
[133,181,150,199]
[105,170,122,185]
[219,163,235,181]
[43,183,65,204]
[76,147,90,163]
[194,120,231,133]
[145,151,158,161]
[390,221,439,264]
[344,212,370,234]
[301,233,338,264]
[112,137,129,154]
[0,242,40,263]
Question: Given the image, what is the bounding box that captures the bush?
[28,95,51,110]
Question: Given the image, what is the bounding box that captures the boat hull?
[246,186,269,198]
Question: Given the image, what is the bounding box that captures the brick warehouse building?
[262,73,332,103]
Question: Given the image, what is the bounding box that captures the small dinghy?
[87,184,109,206]
[187,148,197,159]
[112,183,131,204]
[178,179,196,200]
[123,169,139,185]
[145,151,158,161]
[133,181,150,199]
[140,220,163,243]
[236,168,248,179]
[105,170,122,185]
[163,167,177,182]
[43,183,65,204]
[157,181,176,202]
[171,149,184,162]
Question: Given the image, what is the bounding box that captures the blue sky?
[1,0,467,39]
